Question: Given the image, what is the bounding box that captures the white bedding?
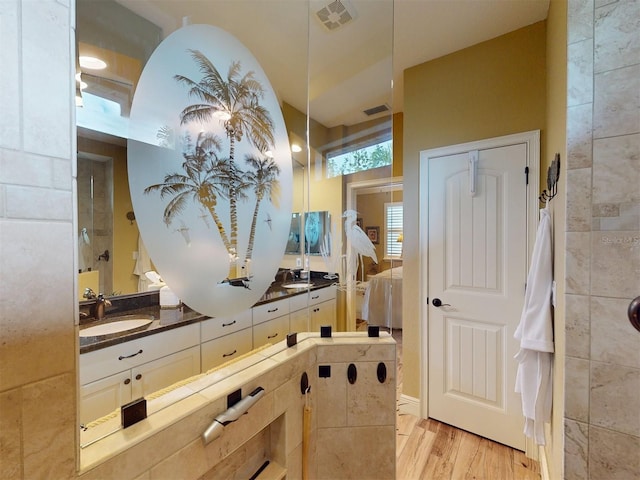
[361,266,403,329]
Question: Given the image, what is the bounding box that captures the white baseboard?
[539,445,551,480]
[398,394,421,417]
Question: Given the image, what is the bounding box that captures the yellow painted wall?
[402,21,548,400]
[77,137,140,295]
[544,0,567,476]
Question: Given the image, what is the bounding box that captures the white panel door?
[424,136,535,450]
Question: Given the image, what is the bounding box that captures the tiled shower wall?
[0,0,78,478]
[565,0,640,478]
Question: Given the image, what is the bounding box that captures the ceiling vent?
[363,104,390,116]
[315,0,357,31]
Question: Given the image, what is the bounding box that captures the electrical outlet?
[296,257,302,267]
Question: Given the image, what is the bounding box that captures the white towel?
[514,207,554,445]
[133,235,152,292]
[78,228,91,272]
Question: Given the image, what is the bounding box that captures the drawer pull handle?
[118,349,143,360]
[267,308,279,313]
[124,378,131,385]
[312,295,320,300]
[135,374,142,380]
[267,333,279,339]
[223,350,237,358]
[222,320,237,327]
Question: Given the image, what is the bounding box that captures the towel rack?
[539,153,561,205]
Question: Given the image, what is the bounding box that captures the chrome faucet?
[283,269,296,283]
[83,288,111,320]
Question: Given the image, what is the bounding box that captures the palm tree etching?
[244,154,281,263]
[174,50,276,276]
[144,131,232,251]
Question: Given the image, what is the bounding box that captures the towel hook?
[539,154,561,205]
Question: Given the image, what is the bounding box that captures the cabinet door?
[253,315,289,348]
[131,346,201,400]
[290,308,310,333]
[201,327,253,371]
[310,299,337,332]
[80,370,132,425]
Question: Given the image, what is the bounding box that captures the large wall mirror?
[76,0,396,445]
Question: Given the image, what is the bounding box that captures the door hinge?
[525,166,529,185]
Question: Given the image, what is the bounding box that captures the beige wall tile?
[22,374,76,479]
[0,221,75,390]
[566,168,592,231]
[347,361,396,427]
[21,1,72,159]
[566,103,593,169]
[316,425,395,480]
[591,296,640,368]
[568,0,594,44]
[316,342,395,363]
[591,231,640,298]
[593,65,640,138]
[316,362,347,428]
[565,232,591,294]
[0,0,20,151]
[589,425,640,479]
[0,387,23,479]
[593,134,640,205]
[590,362,640,436]
[565,294,591,359]
[594,0,640,73]
[564,419,588,480]
[565,357,590,422]
[567,39,594,107]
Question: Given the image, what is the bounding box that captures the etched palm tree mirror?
[128,25,293,317]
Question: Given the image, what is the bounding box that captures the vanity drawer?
[289,285,336,311]
[252,298,290,325]
[80,323,200,385]
[201,309,252,342]
[201,327,253,371]
[253,315,289,348]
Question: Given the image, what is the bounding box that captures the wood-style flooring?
[391,328,541,480]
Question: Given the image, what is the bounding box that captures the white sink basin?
[282,282,314,289]
[80,317,153,338]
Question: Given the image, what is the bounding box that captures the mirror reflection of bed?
[359,266,403,330]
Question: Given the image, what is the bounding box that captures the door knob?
[432,298,451,307]
[629,296,640,333]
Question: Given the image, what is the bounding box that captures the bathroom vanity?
[79,273,338,425]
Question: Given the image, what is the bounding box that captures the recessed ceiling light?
[291,144,302,153]
[79,56,107,70]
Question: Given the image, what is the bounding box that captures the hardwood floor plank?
[450,430,483,480]
[397,419,438,480]
[394,330,540,479]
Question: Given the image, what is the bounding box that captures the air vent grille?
[315,0,356,31]
[363,104,390,116]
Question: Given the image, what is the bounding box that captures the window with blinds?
[384,202,403,259]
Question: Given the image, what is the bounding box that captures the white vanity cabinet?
[79,323,200,424]
[252,297,290,348]
[290,285,337,333]
[200,310,253,371]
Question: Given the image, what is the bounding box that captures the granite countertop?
[79,272,338,354]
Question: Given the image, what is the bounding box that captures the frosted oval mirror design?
[128,24,293,317]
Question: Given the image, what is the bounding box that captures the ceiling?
[86,0,550,130]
